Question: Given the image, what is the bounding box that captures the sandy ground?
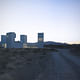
[0,48,80,80]
[34,49,80,80]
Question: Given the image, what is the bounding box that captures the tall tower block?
[1,35,7,48]
[20,35,27,43]
[6,32,16,48]
[38,33,44,48]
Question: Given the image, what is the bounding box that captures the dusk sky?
[0,0,80,43]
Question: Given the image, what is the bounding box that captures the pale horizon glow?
[0,0,80,43]
[67,41,80,44]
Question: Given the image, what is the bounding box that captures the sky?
[0,0,80,43]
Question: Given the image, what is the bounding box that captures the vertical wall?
[1,35,7,48]
[38,33,44,48]
[20,35,27,43]
[6,32,16,48]
[20,35,27,48]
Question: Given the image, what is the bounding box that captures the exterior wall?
[38,33,44,48]
[23,43,27,48]
[6,32,16,48]
[1,35,7,48]
[2,43,7,48]
[20,35,27,44]
[26,43,38,48]
[14,42,22,48]
[1,35,7,43]
[0,32,45,48]
[38,33,44,43]
[0,42,1,48]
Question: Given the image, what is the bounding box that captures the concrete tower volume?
[1,35,7,48]
[6,32,16,48]
[20,35,27,44]
[38,33,44,48]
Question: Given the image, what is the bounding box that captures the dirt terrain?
[0,48,80,80]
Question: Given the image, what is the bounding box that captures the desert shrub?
[70,45,80,56]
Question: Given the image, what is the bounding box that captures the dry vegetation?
[0,48,56,80]
[70,45,80,56]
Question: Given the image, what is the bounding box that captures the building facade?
[1,35,7,48]
[6,32,16,48]
[20,35,27,44]
[0,32,44,48]
[38,33,44,48]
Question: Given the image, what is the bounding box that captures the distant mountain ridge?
[44,41,68,45]
[30,41,68,45]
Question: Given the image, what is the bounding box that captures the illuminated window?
[39,38,43,41]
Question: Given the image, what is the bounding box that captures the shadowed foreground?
[0,48,80,80]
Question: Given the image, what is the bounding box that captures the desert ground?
[0,47,80,80]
